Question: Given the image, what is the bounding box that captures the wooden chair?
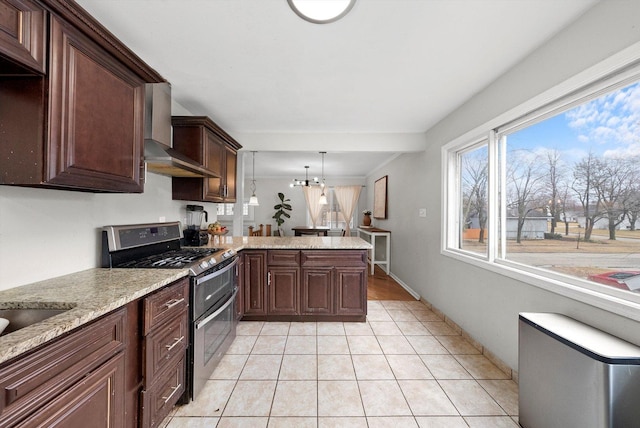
[248,224,263,236]
[327,229,346,237]
[299,231,324,236]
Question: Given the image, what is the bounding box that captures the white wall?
[0,173,220,290]
[242,175,367,236]
[375,0,640,370]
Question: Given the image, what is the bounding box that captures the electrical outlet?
[159,216,166,222]
[419,208,427,217]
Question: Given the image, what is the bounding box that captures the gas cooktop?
[101,222,235,276]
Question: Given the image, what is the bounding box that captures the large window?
[314,189,354,230]
[445,64,640,311]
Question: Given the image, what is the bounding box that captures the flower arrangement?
[363,210,372,216]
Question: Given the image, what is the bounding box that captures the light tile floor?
[164,300,519,427]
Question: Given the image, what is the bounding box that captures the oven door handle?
[196,257,238,286]
[195,288,238,330]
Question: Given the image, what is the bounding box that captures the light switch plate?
[419,208,427,217]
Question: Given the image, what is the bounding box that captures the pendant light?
[290,165,320,187]
[319,151,328,205]
[248,151,259,206]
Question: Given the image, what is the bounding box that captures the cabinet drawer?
[140,356,185,428]
[267,250,300,266]
[0,308,125,426]
[301,250,367,267]
[144,310,188,385]
[143,277,189,335]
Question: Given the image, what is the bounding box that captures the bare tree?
[571,152,603,241]
[461,148,489,243]
[543,149,565,234]
[624,158,640,231]
[506,149,545,243]
[592,157,635,240]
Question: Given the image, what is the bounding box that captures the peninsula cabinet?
[171,116,242,203]
[241,249,367,321]
[0,309,128,428]
[267,250,300,315]
[0,0,164,192]
[243,250,268,316]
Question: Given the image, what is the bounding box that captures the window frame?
[442,41,640,321]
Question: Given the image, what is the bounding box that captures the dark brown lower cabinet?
[0,309,127,427]
[243,251,267,316]
[268,267,299,315]
[242,249,367,321]
[19,353,125,428]
[301,268,333,315]
[140,278,189,428]
[0,278,189,428]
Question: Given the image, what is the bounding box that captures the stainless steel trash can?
[519,313,640,428]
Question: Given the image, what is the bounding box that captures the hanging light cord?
[251,151,257,194]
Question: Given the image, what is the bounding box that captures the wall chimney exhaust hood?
[143,83,219,178]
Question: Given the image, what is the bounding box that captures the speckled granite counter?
[209,236,373,251]
[0,236,371,364]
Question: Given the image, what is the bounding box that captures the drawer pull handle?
[165,336,185,352]
[162,384,182,404]
[164,298,185,309]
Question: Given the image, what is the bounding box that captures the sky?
[506,81,640,164]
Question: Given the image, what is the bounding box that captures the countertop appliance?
[184,205,209,247]
[101,221,238,401]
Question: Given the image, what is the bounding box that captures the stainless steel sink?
[0,308,70,336]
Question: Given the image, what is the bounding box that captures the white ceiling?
[76,0,598,177]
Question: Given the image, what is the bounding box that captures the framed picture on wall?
[373,175,387,219]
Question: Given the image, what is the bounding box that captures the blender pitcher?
[184,205,209,246]
[186,205,208,229]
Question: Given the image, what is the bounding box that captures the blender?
[183,205,209,246]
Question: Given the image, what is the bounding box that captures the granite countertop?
[0,236,371,364]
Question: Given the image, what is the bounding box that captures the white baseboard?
[388,272,421,300]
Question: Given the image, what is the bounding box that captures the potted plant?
[362,209,372,226]
[272,192,292,236]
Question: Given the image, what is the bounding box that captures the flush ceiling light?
[287,0,357,24]
[248,151,259,206]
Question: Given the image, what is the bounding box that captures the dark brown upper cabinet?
[171,116,242,203]
[0,0,164,192]
[0,0,46,74]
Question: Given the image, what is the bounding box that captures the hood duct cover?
[143,83,218,178]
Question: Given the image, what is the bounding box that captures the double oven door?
[190,256,238,400]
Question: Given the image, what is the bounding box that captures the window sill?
[441,247,640,322]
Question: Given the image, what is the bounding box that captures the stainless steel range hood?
[144,83,218,178]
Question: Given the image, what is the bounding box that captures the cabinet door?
[301,268,333,315]
[335,267,367,316]
[224,145,237,201]
[268,267,299,315]
[243,251,267,315]
[203,129,224,201]
[20,353,125,428]
[46,17,145,192]
[0,0,45,73]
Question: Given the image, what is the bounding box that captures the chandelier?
[290,165,320,187]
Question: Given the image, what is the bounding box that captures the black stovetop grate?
[113,247,221,269]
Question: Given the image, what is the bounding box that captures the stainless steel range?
[101,221,238,401]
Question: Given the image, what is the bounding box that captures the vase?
[363,214,371,226]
